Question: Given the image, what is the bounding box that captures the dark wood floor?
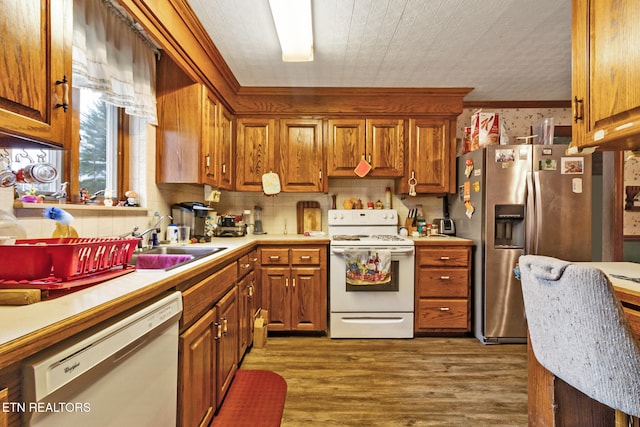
[240,336,528,427]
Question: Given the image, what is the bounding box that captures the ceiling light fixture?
[268,0,314,62]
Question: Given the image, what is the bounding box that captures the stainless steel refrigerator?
[450,144,592,344]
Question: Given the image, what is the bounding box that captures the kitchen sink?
[130,246,227,270]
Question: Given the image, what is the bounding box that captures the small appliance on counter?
[433,218,456,235]
[214,215,247,237]
[433,195,456,235]
[171,202,213,240]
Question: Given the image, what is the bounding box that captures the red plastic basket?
[0,237,140,281]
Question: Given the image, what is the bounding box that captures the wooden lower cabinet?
[238,250,258,359]
[177,261,239,427]
[414,244,472,334]
[260,246,327,332]
[179,308,217,427]
[215,286,238,407]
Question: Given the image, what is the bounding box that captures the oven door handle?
[330,247,414,255]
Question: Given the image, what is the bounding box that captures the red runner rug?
[212,370,287,427]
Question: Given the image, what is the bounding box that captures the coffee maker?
[171,202,213,240]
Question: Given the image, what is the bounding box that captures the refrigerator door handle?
[525,171,536,254]
[533,171,543,255]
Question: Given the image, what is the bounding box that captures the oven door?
[329,245,415,312]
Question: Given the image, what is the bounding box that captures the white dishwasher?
[22,291,183,427]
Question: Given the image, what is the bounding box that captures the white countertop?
[0,234,327,349]
[579,262,640,294]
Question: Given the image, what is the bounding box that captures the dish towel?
[344,250,391,285]
[135,254,193,269]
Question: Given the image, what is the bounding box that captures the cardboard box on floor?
[253,309,268,348]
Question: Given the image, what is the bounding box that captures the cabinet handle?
[248,284,254,298]
[205,154,211,169]
[249,257,258,262]
[285,278,289,289]
[439,256,450,260]
[439,276,450,280]
[319,169,323,181]
[439,307,450,311]
[292,278,296,289]
[241,263,251,269]
[573,96,584,123]
[214,323,222,340]
[221,317,228,335]
[299,255,312,261]
[55,75,69,112]
[222,163,227,174]
[269,255,280,261]
[368,153,372,163]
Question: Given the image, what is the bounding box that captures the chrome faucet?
[121,215,173,248]
[134,215,173,239]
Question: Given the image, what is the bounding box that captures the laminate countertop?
[0,234,474,367]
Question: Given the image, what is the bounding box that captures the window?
[77,88,121,198]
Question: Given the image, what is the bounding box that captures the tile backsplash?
[2,107,571,238]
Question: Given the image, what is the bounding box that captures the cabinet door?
[399,119,452,194]
[203,96,218,187]
[236,118,276,191]
[261,267,291,331]
[573,0,640,149]
[0,0,71,146]
[366,119,404,177]
[156,56,207,183]
[179,308,217,427]
[278,118,324,192]
[291,267,325,331]
[326,118,366,176]
[217,104,235,190]
[238,271,256,359]
[216,287,238,407]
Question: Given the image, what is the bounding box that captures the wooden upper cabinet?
[366,119,404,177]
[327,118,404,177]
[203,96,219,187]
[326,119,366,176]
[277,119,324,192]
[396,119,454,194]
[157,55,230,185]
[0,0,71,146]
[235,118,276,191]
[572,0,640,150]
[216,103,234,190]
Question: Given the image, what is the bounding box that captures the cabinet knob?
[241,263,251,269]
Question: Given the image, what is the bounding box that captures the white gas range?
[328,209,415,338]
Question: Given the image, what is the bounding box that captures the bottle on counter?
[167,224,178,245]
[385,187,392,209]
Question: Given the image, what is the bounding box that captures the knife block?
[404,218,417,234]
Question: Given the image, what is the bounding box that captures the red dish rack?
[0,237,140,289]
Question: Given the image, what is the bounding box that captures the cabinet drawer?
[417,268,469,298]
[417,248,469,267]
[624,307,640,341]
[417,299,468,329]
[238,253,253,278]
[291,248,321,265]
[182,262,237,328]
[260,248,290,265]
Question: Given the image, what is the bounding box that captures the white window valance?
[72,0,158,123]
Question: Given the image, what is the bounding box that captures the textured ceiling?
[186,0,571,102]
